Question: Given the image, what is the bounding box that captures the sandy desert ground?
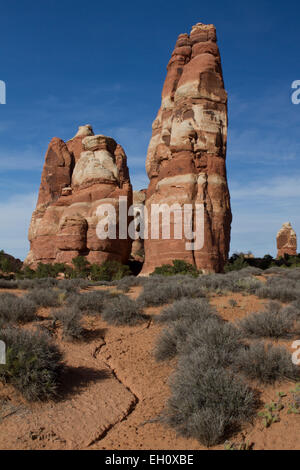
[0,279,299,451]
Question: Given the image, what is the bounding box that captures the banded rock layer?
[25,125,132,267]
[142,22,232,274]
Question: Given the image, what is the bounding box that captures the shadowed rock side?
[130,190,146,262]
[277,222,297,258]
[141,23,232,275]
[25,125,133,267]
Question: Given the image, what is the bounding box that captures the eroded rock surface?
[142,23,232,274]
[25,125,132,267]
[277,222,297,258]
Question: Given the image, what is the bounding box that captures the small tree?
[72,256,90,278]
[152,260,199,277]
[90,261,131,281]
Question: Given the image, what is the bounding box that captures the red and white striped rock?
[142,23,232,274]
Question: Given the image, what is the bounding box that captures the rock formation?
[277,222,297,258]
[25,125,132,267]
[130,190,146,262]
[141,22,232,274]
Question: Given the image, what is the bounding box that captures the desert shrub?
[116,276,141,292]
[155,298,219,324]
[232,341,300,384]
[196,272,262,295]
[165,365,257,447]
[69,290,108,315]
[264,267,285,275]
[101,294,148,326]
[52,306,84,341]
[0,327,63,401]
[290,299,300,317]
[256,277,300,302]
[58,278,89,292]
[281,268,300,281]
[182,319,243,366]
[26,288,61,308]
[155,313,241,365]
[16,279,37,290]
[18,278,59,290]
[234,276,262,294]
[256,286,299,303]
[152,260,199,277]
[154,327,179,361]
[138,279,206,307]
[0,293,37,325]
[0,279,18,289]
[237,266,263,276]
[238,302,300,339]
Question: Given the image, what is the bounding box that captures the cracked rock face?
[142,23,232,274]
[25,125,132,267]
[277,222,297,258]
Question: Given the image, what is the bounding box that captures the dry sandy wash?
[0,283,299,451]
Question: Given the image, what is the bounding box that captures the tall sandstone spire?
[277,222,297,258]
[142,23,232,274]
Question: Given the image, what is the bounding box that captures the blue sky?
[0,0,300,260]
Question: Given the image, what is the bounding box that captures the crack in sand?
[92,338,106,358]
[93,320,153,354]
[87,317,155,446]
[87,360,139,447]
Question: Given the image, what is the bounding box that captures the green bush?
[90,261,131,281]
[224,254,249,272]
[71,256,90,278]
[151,260,199,277]
[0,327,63,401]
